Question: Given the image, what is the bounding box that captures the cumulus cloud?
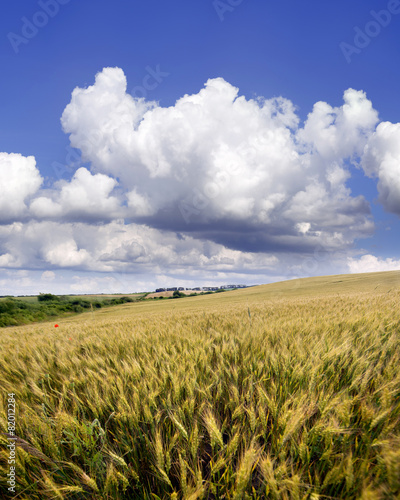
[0,220,279,275]
[0,221,91,270]
[0,153,42,222]
[30,167,121,220]
[0,252,20,268]
[2,68,399,292]
[348,254,400,273]
[61,67,154,170]
[298,89,379,161]
[362,122,400,215]
[59,68,379,253]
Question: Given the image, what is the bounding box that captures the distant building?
[155,284,247,293]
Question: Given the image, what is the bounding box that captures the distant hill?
[239,270,400,300]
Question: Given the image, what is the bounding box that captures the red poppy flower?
[54,324,59,328]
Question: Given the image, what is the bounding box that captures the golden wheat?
[0,272,400,498]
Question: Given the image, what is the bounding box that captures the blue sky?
[1,0,400,294]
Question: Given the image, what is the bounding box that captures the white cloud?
[362,122,400,215]
[59,68,378,254]
[41,237,91,269]
[0,153,42,221]
[41,270,56,282]
[296,222,311,234]
[30,167,120,220]
[0,219,279,275]
[0,252,20,267]
[0,269,69,296]
[60,67,154,171]
[348,254,400,274]
[126,189,156,216]
[2,69,400,293]
[298,89,379,161]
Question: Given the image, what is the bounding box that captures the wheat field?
[1,271,400,499]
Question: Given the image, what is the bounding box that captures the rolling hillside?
[0,271,400,499]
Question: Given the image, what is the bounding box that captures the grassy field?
[64,294,146,300]
[1,271,400,499]
[0,294,147,327]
